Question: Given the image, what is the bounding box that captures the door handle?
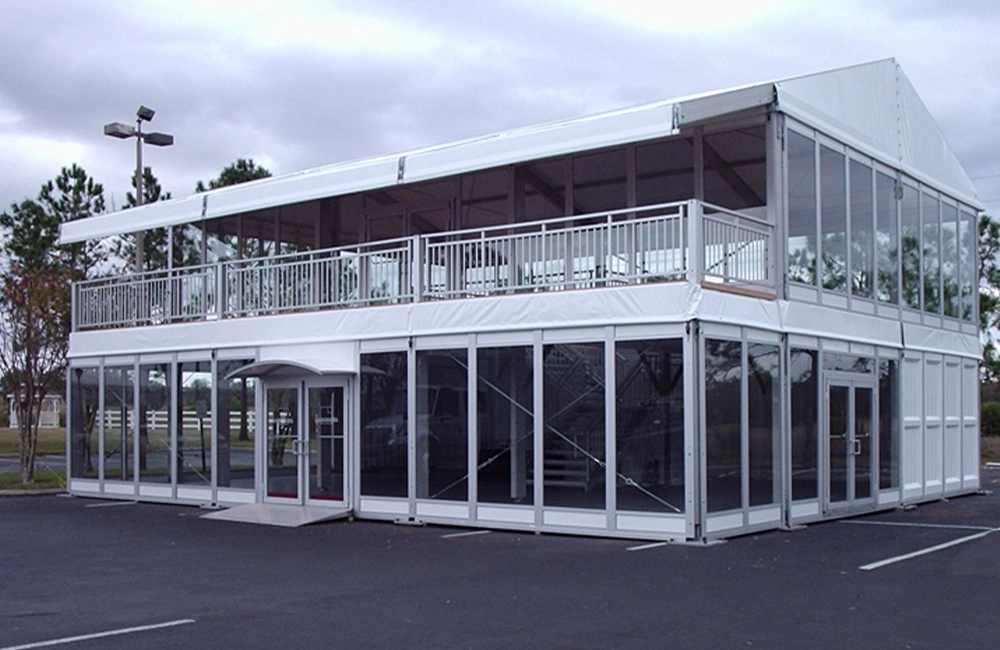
[853,439,861,456]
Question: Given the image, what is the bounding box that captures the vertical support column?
[684,321,702,540]
[467,334,478,520]
[132,360,140,491]
[533,330,544,529]
[689,200,704,285]
[605,326,616,531]
[407,342,418,517]
[97,361,106,484]
[211,354,220,496]
[564,157,575,288]
[768,112,784,294]
[411,235,423,303]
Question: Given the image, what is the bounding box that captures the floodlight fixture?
[143,132,174,147]
[103,105,173,273]
[103,122,135,138]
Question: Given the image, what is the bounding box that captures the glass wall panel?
[543,343,605,509]
[217,360,256,489]
[308,386,344,500]
[138,363,171,483]
[849,160,874,298]
[616,339,685,513]
[103,366,134,480]
[942,204,960,318]
[360,351,408,497]
[265,386,298,499]
[635,139,694,206]
[922,194,941,314]
[820,146,847,292]
[703,126,767,211]
[69,367,100,479]
[790,349,818,501]
[747,344,780,507]
[875,172,898,303]
[823,354,874,374]
[177,361,213,485]
[900,184,921,309]
[477,346,534,505]
[960,210,977,321]
[787,131,817,285]
[879,359,899,490]
[573,149,626,214]
[705,339,742,513]
[416,350,469,501]
[828,384,849,502]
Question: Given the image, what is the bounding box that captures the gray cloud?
[1,0,998,212]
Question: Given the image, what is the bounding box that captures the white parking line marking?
[0,619,195,650]
[441,530,491,539]
[626,542,668,552]
[842,520,994,532]
[85,501,137,508]
[859,528,1000,571]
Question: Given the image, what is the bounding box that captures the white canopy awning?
[226,342,357,379]
[60,59,981,245]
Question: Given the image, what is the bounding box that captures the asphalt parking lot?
[3,471,1000,649]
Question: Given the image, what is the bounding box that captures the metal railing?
[73,200,773,330]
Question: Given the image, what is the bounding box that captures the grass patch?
[0,469,66,490]
[982,436,1000,463]
[0,427,65,456]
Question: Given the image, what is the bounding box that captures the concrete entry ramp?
[202,503,351,528]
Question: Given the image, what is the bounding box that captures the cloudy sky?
[1,0,998,214]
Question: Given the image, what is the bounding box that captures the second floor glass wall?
[786,121,977,324]
[143,116,768,274]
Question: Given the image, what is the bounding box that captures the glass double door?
[825,379,876,511]
[264,380,347,504]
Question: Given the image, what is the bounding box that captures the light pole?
[104,106,173,272]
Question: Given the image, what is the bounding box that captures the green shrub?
[981,402,1000,437]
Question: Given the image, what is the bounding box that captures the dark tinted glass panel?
[828,385,849,503]
[477,346,534,506]
[875,172,898,303]
[820,146,847,292]
[901,184,920,308]
[703,127,766,210]
[360,352,408,497]
[960,211,976,321]
[823,354,874,374]
[70,367,100,479]
[103,366,134,481]
[748,344,779,507]
[543,343,605,509]
[177,361,212,485]
[787,132,817,285]
[879,360,899,490]
[790,349,818,500]
[850,160,874,298]
[705,339,742,513]
[138,363,171,483]
[416,350,469,501]
[615,339,684,513]
[942,204,959,318]
[574,149,626,214]
[217,360,256,489]
[636,139,694,206]
[922,194,941,313]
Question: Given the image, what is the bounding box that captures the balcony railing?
[73,200,773,331]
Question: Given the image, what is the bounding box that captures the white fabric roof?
[60,59,980,244]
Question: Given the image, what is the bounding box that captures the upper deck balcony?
[72,200,773,331]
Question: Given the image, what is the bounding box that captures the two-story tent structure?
[62,59,982,540]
